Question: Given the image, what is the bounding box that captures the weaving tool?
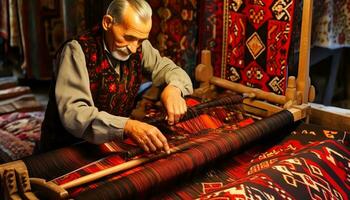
[0,93,253,199]
[69,108,306,200]
[0,106,306,200]
[0,0,320,199]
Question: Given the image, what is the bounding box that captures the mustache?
[115,46,131,55]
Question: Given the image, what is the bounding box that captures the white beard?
[111,47,131,61]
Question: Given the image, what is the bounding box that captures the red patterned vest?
[77,26,143,116]
[38,26,143,153]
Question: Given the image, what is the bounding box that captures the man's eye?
[124,36,137,41]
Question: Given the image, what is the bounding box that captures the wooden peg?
[193,50,215,98]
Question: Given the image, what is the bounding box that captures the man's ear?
[102,15,114,31]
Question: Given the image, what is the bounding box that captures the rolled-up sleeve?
[55,40,128,144]
[141,40,193,96]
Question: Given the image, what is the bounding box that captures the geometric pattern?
[228,66,241,82]
[229,0,244,12]
[271,0,293,21]
[31,105,350,199]
[198,0,226,78]
[147,0,198,79]
[242,1,273,30]
[154,123,350,200]
[199,0,296,95]
[246,32,266,60]
[242,61,270,89]
[204,145,350,200]
[268,76,285,94]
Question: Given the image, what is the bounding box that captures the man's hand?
[124,119,170,154]
[160,85,187,125]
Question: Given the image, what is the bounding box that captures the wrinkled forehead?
[119,5,152,38]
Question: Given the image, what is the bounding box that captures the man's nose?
[127,41,139,53]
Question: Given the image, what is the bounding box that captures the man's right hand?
[124,119,170,154]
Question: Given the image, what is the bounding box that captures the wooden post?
[296,0,313,103]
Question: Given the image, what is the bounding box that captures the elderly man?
[38,0,193,154]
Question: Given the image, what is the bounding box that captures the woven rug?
[0,86,31,100]
[147,0,199,78]
[51,119,350,200]
[198,0,296,95]
[0,111,44,162]
[0,77,17,90]
[49,96,250,197]
[154,122,350,199]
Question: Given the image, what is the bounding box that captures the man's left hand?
[160,85,187,125]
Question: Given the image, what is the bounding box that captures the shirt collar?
[103,36,111,54]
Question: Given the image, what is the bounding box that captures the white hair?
[106,0,152,24]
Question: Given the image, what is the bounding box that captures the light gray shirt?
[55,40,193,144]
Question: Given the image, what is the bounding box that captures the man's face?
[103,4,152,61]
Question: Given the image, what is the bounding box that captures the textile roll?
[3,95,348,199]
[21,95,245,180]
[23,143,112,181]
[73,110,294,200]
[1,96,298,199]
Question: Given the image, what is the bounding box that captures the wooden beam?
[296,0,313,103]
[210,76,287,105]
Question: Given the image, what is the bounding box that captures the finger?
[163,141,170,154]
[157,132,170,154]
[174,101,186,123]
[147,129,164,150]
[178,104,186,120]
[167,108,175,125]
[177,99,186,117]
[144,136,157,152]
[173,111,181,124]
[137,139,149,153]
[181,100,187,114]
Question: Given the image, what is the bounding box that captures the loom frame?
[194,0,350,131]
[1,0,349,199]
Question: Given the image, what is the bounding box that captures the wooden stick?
[243,98,283,117]
[60,156,151,189]
[296,0,313,103]
[194,50,288,106]
[59,138,210,190]
[210,76,286,105]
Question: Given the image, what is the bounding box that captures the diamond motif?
[310,165,323,176]
[246,32,265,60]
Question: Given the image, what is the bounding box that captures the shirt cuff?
[108,116,129,141]
[90,112,129,142]
[168,80,193,96]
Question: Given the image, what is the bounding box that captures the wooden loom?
[0,109,301,200]
[3,0,347,199]
[193,0,315,118]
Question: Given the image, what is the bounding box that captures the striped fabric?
[17,95,349,200]
[53,110,292,199]
[155,123,350,200]
[199,140,350,200]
